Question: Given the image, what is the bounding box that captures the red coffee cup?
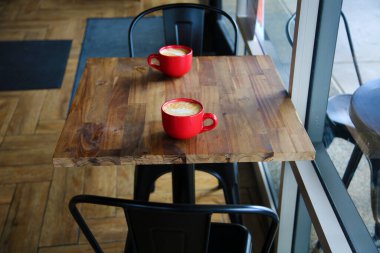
[148,45,193,77]
[161,98,218,139]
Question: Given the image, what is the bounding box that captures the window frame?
[236,0,379,251]
[289,0,377,251]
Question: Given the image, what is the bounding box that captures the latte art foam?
[160,48,189,57]
[163,101,202,116]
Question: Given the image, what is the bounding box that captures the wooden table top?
[53,56,315,167]
[350,79,380,159]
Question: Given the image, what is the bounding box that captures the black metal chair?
[69,194,279,253]
[128,3,242,224]
[286,12,364,188]
[128,3,238,57]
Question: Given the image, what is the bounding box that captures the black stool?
[134,163,242,223]
[350,79,380,239]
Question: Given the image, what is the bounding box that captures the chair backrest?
[69,194,279,253]
[128,3,238,57]
[286,11,363,86]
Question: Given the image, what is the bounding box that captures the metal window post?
[276,0,319,251]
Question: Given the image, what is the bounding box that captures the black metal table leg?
[172,164,196,203]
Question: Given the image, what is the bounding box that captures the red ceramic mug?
[148,45,193,77]
[161,98,218,139]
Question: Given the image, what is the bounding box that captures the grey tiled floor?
[334,0,380,93]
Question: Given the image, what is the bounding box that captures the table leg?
[171,164,195,203]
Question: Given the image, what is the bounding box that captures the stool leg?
[134,165,171,201]
[370,159,380,240]
[198,163,242,223]
[220,163,242,224]
[215,163,240,203]
[342,144,363,188]
[172,164,195,204]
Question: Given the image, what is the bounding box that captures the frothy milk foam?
[163,101,202,116]
[161,47,189,57]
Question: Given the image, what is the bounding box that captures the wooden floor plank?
[0,205,10,242]
[0,98,18,144]
[39,89,71,121]
[7,90,47,135]
[38,241,125,253]
[0,134,59,150]
[0,184,16,204]
[45,20,79,40]
[0,182,50,253]
[0,5,19,21]
[23,27,48,39]
[35,119,65,134]
[0,165,53,184]
[0,30,26,40]
[82,166,117,218]
[39,167,85,247]
[0,147,53,166]
[116,165,134,198]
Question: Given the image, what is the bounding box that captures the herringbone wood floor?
[0,1,269,252]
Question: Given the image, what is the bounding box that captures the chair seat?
[208,222,252,253]
[323,94,358,147]
[350,78,380,157]
[69,195,279,253]
[326,94,355,128]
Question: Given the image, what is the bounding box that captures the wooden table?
[54,56,315,201]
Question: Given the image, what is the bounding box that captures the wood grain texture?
[116,164,135,197]
[35,119,66,134]
[39,166,85,247]
[0,98,18,144]
[0,184,16,204]
[82,166,117,218]
[54,56,315,167]
[0,205,10,241]
[6,90,47,135]
[0,147,53,166]
[38,241,126,253]
[0,1,235,252]
[0,133,59,150]
[0,165,53,184]
[0,182,50,253]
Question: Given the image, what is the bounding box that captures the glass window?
[255,0,296,88]
[228,0,379,251]
[326,0,380,244]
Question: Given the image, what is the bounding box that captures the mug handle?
[147,54,161,71]
[201,113,218,133]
